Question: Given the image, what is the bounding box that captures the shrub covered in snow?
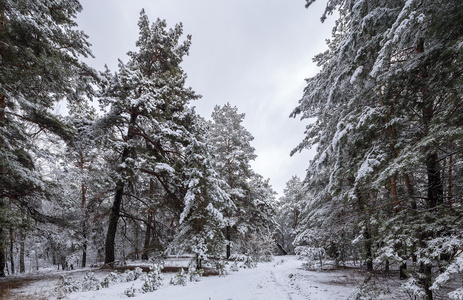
[56,267,147,296]
[170,268,188,286]
[188,263,204,282]
[229,253,257,269]
[295,246,327,269]
[100,272,119,288]
[81,271,101,291]
[401,277,427,299]
[58,275,82,294]
[124,285,137,298]
[215,259,227,276]
[141,263,163,293]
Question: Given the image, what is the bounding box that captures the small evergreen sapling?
[124,285,137,298]
[169,268,188,286]
[188,263,204,282]
[141,263,163,293]
[81,271,101,292]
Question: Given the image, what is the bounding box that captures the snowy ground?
[4,256,409,300]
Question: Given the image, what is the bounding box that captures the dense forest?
[1,0,463,299]
[0,0,275,278]
[284,0,463,299]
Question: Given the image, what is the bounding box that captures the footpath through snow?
[9,256,368,299]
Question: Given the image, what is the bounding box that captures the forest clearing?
[1,0,462,299]
[1,255,418,299]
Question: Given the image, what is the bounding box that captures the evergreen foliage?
[0,0,95,277]
[209,103,276,259]
[291,0,463,298]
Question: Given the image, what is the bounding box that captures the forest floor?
[1,256,418,299]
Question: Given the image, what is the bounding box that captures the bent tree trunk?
[104,110,138,265]
[105,184,124,264]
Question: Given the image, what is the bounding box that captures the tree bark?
[142,212,152,261]
[420,260,433,300]
[0,94,5,122]
[426,152,443,208]
[363,226,373,271]
[19,231,25,273]
[0,248,5,277]
[399,262,408,279]
[105,185,124,265]
[447,154,453,201]
[0,228,5,277]
[226,225,231,259]
[9,226,14,274]
[356,188,373,271]
[82,230,87,268]
[104,109,138,265]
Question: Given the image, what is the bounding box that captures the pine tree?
[169,115,232,266]
[276,176,304,255]
[209,103,276,259]
[0,0,94,276]
[292,0,463,297]
[97,10,199,264]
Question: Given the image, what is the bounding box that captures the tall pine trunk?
[0,227,5,277]
[19,228,25,273]
[105,185,124,264]
[357,189,373,271]
[104,109,138,265]
[426,152,443,208]
[9,227,14,274]
[82,230,87,268]
[226,225,231,259]
[142,212,152,260]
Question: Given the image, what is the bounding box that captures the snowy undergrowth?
[56,263,162,298]
[7,256,415,299]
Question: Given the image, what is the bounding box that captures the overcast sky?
[77,0,334,198]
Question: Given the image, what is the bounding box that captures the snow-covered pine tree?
[291,0,403,272]
[292,0,463,298]
[209,103,275,260]
[209,103,256,258]
[369,1,463,297]
[63,102,113,267]
[0,0,94,277]
[169,115,232,267]
[97,10,199,264]
[276,176,304,255]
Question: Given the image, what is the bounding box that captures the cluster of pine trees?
[284,0,463,299]
[0,1,276,277]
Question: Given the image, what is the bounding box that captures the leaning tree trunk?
[104,184,124,265]
[104,109,138,265]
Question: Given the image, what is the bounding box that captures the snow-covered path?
[9,256,364,299]
[64,256,360,300]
